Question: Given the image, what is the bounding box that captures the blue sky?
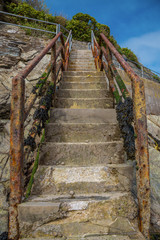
[46,0,160,73]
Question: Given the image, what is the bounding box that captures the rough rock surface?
[0,24,51,234]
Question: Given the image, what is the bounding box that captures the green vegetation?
[23,0,49,13]
[5,1,139,63]
[66,13,110,42]
[121,47,139,63]
[153,75,160,82]
[25,129,45,199]
[5,1,67,37]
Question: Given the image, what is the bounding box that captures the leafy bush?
[96,23,110,37]
[5,3,140,65]
[66,13,110,42]
[7,2,50,20]
[5,2,67,37]
[66,19,91,42]
[153,75,160,82]
[53,16,67,27]
[121,47,139,64]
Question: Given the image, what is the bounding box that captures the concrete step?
[68,66,96,70]
[39,141,124,166]
[45,122,119,143]
[71,50,92,53]
[68,68,96,71]
[54,98,113,108]
[69,57,94,61]
[69,59,95,64]
[59,82,107,90]
[63,71,104,77]
[31,164,133,195]
[70,53,93,56]
[20,236,144,240]
[19,192,138,238]
[68,67,96,71]
[69,62,95,67]
[57,89,111,98]
[63,76,106,82]
[50,109,117,124]
[70,56,93,60]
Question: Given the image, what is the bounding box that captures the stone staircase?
[18,49,145,240]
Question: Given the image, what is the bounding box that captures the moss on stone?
[25,129,45,200]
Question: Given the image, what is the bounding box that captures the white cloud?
[121,31,160,72]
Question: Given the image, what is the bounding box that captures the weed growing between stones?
[25,128,45,199]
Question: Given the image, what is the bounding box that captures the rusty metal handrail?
[9,30,72,240]
[91,31,150,240]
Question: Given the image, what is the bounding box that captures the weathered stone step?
[39,141,124,166]
[20,235,142,240]
[69,58,94,62]
[20,238,64,240]
[71,50,92,53]
[45,123,119,142]
[20,235,144,240]
[63,71,104,76]
[50,109,117,124]
[57,89,111,98]
[55,98,113,108]
[69,62,95,66]
[32,164,133,195]
[19,192,137,239]
[68,68,96,71]
[71,49,91,53]
[69,59,95,64]
[59,82,107,90]
[19,192,139,238]
[70,56,93,60]
[68,67,96,71]
[70,51,93,58]
[63,76,106,82]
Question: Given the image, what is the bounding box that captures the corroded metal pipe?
[9,75,25,240]
[100,33,150,239]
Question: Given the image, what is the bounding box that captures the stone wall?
[117,69,160,115]
[0,24,51,235]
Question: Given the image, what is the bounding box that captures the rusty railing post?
[100,33,150,239]
[106,46,115,95]
[51,43,56,98]
[9,76,25,240]
[60,34,65,70]
[133,78,150,239]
